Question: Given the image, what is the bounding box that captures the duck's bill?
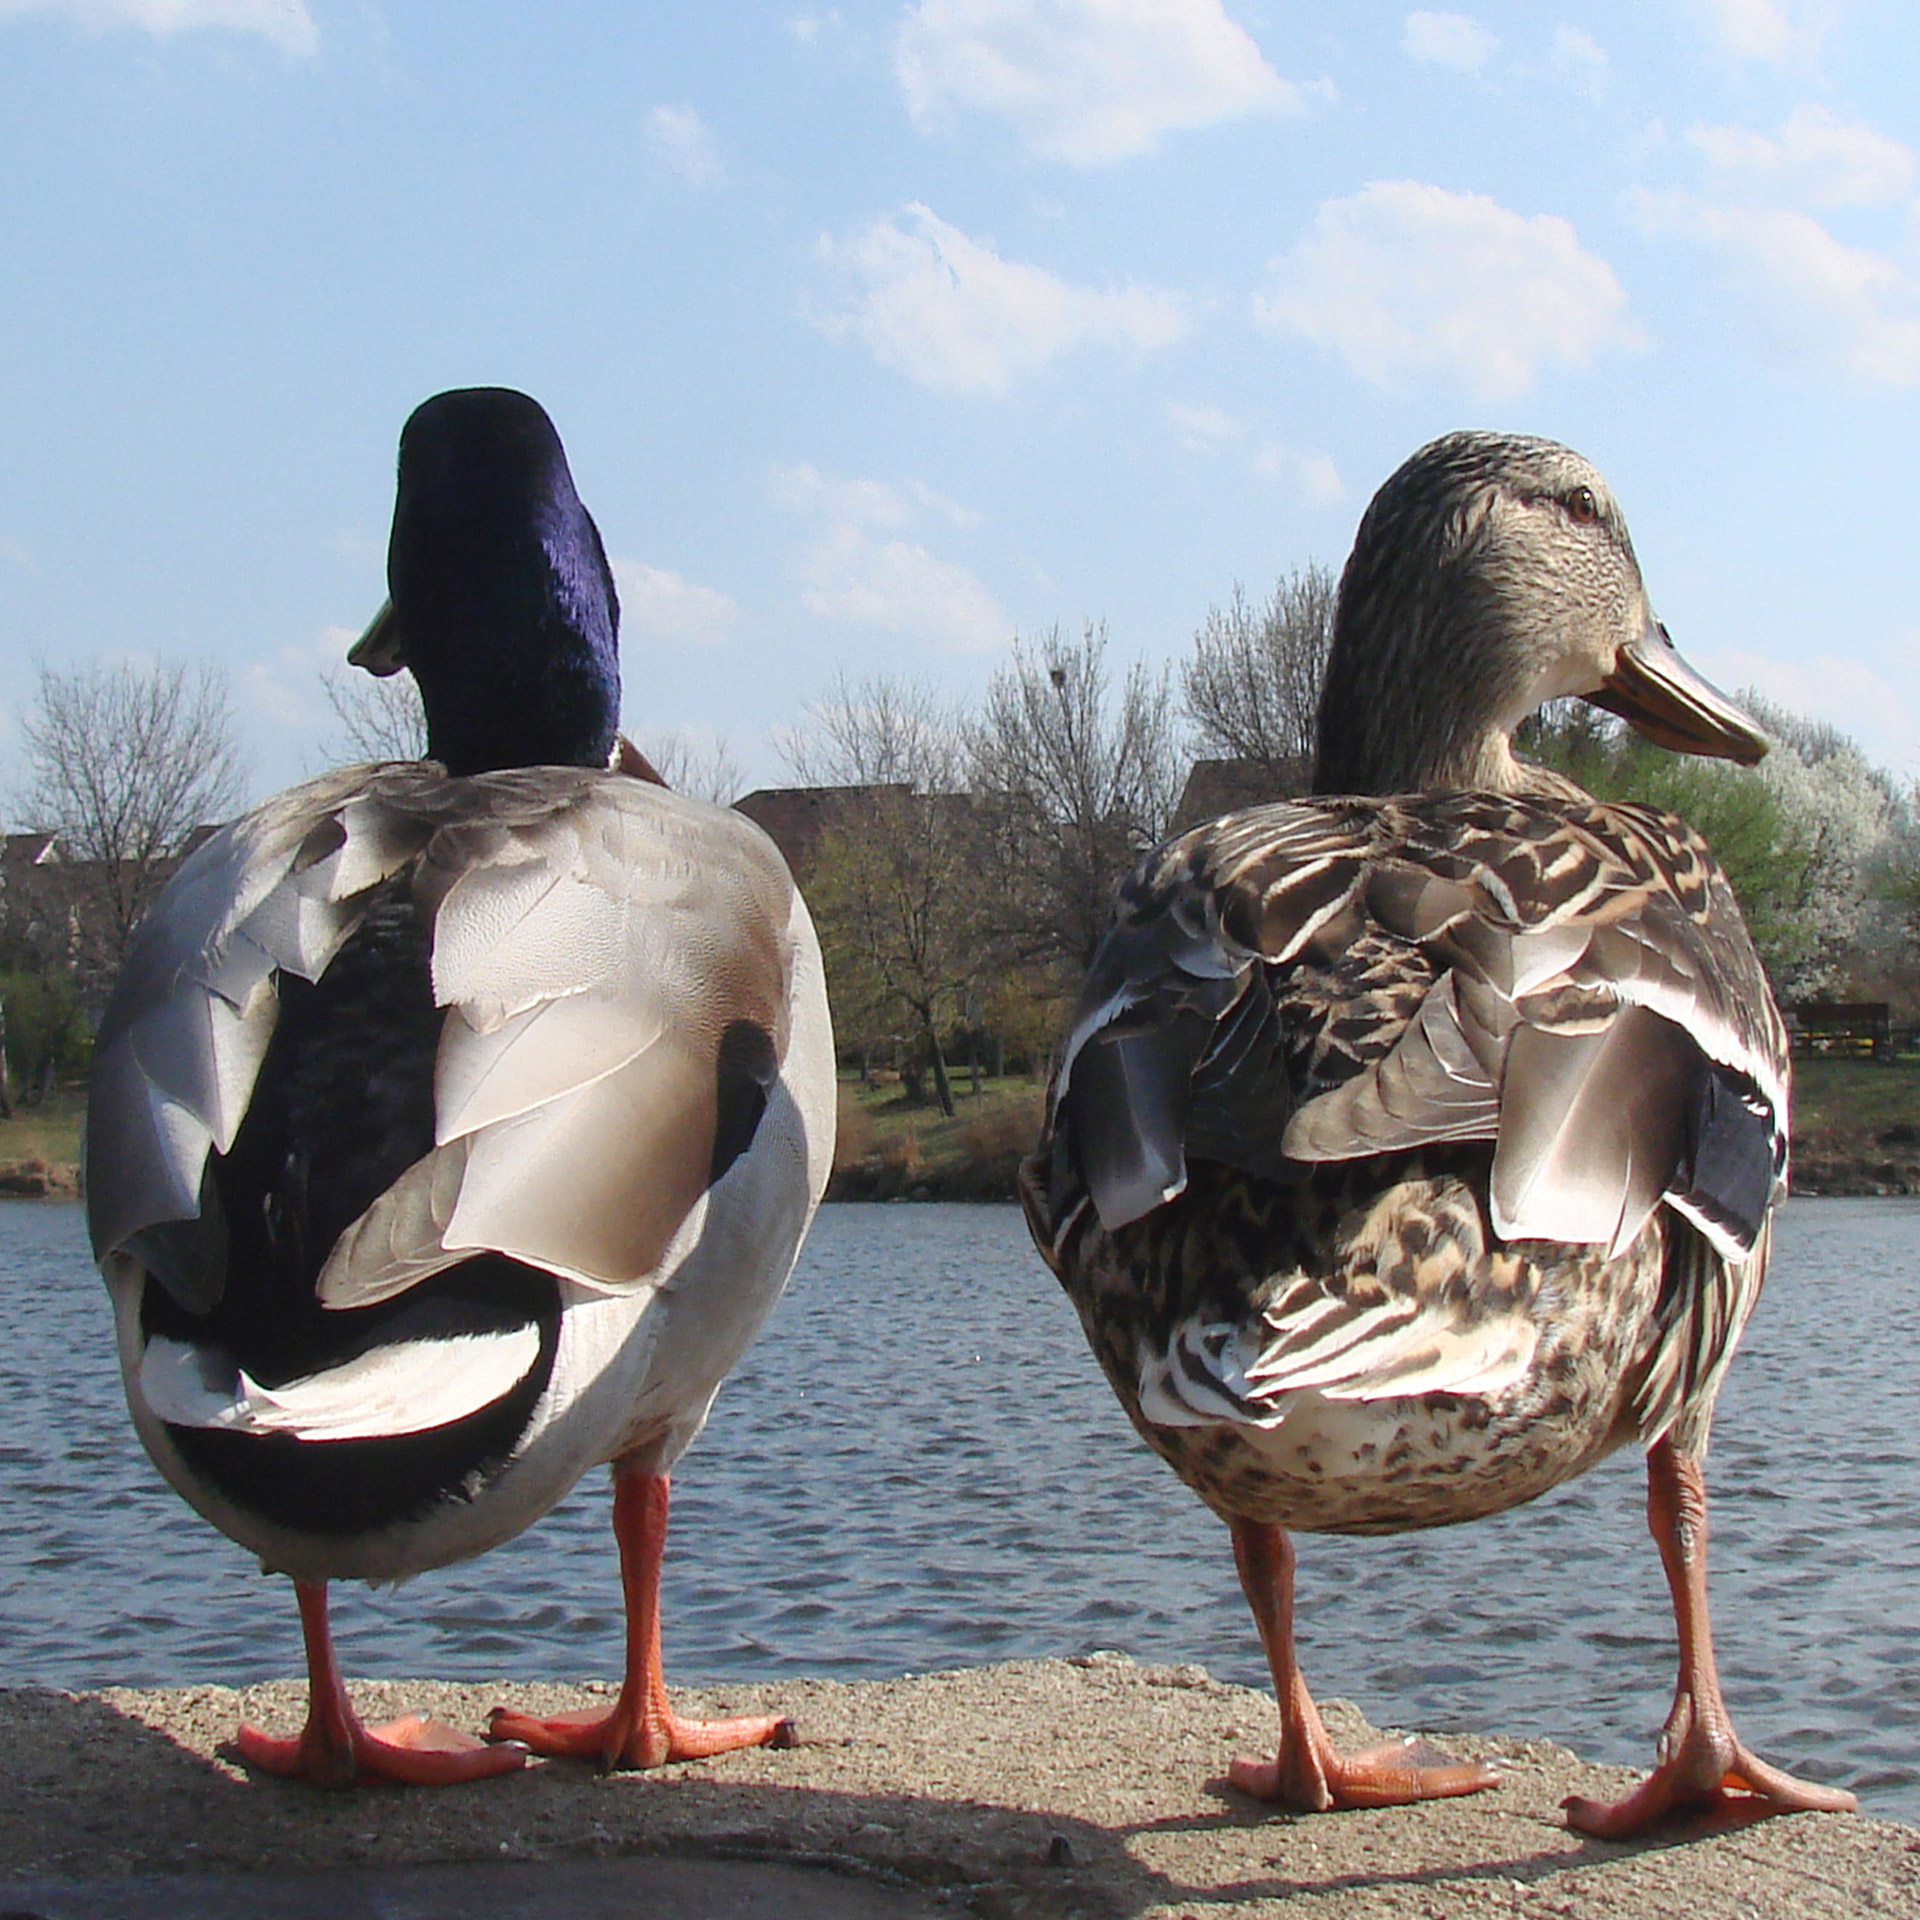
[346,598,406,677]
[1586,621,1767,765]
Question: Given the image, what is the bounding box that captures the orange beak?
[1586,618,1767,766]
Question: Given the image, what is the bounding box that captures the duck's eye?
[1564,485,1599,525]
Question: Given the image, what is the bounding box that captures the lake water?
[3,1197,1916,1821]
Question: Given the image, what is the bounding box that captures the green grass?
[15,1057,1915,1200]
[1790,1056,1920,1153]
[0,1086,85,1170]
[832,1071,1046,1199]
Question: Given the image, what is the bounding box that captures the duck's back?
[89,761,834,1574]
[1024,788,1785,1532]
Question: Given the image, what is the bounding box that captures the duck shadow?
[1103,1768,1796,1911]
[0,1688,1876,1920]
[0,1687,1143,1919]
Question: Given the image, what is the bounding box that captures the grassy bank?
[829,1073,1046,1201]
[12,1059,1920,1206]
[0,1087,83,1196]
[828,1056,1920,1202]
[1788,1056,1920,1195]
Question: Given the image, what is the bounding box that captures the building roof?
[1171,757,1308,829]
[734,784,913,878]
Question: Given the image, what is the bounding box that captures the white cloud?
[0,534,37,575]
[1695,0,1826,65]
[809,202,1186,393]
[243,625,349,733]
[1165,400,1242,452]
[611,561,738,649]
[894,0,1317,167]
[1163,404,1343,499]
[1251,443,1346,505]
[243,652,318,728]
[0,0,316,53]
[1690,106,1915,209]
[644,104,724,188]
[905,479,985,526]
[1401,11,1496,71]
[1255,181,1641,400]
[770,464,914,528]
[771,461,1011,652]
[1633,189,1920,384]
[1636,106,1920,385]
[1551,25,1607,98]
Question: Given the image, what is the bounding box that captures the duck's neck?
[395,482,621,778]
[1311,574,1541,799]
[417,601,620,779]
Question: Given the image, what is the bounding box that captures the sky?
[1,0,1917,803]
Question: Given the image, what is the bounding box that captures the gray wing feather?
[1489,1011,1694,1257]
[87,767,420,1272]
[320,785,801,1307]
[91,768,809,1321]
[434,989,665,1142]
[1051,791,1784,1269]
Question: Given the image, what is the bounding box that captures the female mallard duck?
[86,387,835,1786]
[1021,430,1856,1837]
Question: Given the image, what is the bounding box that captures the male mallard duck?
[87,387,835,1786]
[1021,430,1856,1837]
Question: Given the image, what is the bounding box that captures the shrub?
[0,969,91,1102]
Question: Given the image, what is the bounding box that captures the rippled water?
[3,1197,1916,1820]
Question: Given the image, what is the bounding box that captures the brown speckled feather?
[1023,786,1785,1529]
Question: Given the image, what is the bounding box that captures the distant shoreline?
[0,1157,79,1200]
[1789,1154,1920,1198]
[6,1155,1918,1205]
[822,1162,1920,1203]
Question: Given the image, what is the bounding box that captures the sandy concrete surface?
[3,1656,1914,1919]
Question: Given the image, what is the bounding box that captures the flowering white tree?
[1744,694,1894,1000]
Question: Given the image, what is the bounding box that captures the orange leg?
[1227,1516,1498,1811]
[234,1581,526,1788]
[487,1465,794,1770]
[1563,1439,1857,1837]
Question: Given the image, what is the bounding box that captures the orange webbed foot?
[486,1699,795,1772]
[1230,1733,1499,1812]
[1565,1442,1861,1838]
[235,1710,528,1788]
[1564,1739,1857,1839]
[493,1468,797,1771]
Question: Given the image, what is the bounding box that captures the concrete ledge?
[2,1660,1911,1919]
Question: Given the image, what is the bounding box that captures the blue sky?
[2,0,1916,800]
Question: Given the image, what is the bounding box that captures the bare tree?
[1183,563,1335,789]
[316,668,745,807]
[781,672,983,1117]
[970,621,1186,973]
[16,658,247,982]
[635,728,744,806]
[320,662,429,762]
[779,672,961,792]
